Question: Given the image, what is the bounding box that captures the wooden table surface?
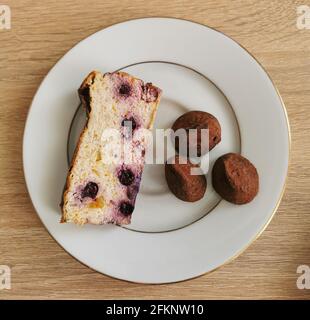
[0,0,310,299]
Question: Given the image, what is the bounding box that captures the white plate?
[23,17,290,283]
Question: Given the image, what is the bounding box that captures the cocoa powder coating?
[165,155,207,202]
[212,153,259,204]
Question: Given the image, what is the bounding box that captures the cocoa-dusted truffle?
[212,153,259,204]
[172,111,221,157]
[165,155,207,202]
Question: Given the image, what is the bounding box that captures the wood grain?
[0,0,310,299]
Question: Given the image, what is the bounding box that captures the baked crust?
[60,71,97,222]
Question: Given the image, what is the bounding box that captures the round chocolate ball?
[212,153,259,204]
[165,155,207,202]
[172,110,221,157]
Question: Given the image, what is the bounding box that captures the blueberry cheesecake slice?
[61,71,162,225]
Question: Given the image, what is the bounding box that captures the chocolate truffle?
[172,110,221,157]
[212,153,259,204]
[165,155,207,202]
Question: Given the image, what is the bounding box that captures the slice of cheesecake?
[61,71,161,225]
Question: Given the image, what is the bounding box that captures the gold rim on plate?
[23,16,291,285]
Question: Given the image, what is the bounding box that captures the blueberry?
[81,182,98,199]
[118,169,135,186]
[121,116,137,131]
[119,202,134,215]
[142,83,159,102]
[119,83,131,97]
